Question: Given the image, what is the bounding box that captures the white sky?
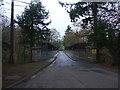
[2,0,80,37]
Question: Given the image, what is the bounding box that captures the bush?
[99,47,113,65]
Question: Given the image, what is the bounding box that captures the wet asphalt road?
[14,51,118,88]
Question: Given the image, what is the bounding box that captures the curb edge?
[5,52,58,88]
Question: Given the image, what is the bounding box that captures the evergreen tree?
[16,2,51,61]
[65,25,73,35]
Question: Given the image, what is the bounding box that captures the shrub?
[99,47,113,65]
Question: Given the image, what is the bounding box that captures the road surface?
[14,51,118,88]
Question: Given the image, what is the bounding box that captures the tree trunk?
[9,1,14,64]
[92,2,98,44]
[92,2,100,62]
[23,45,26,62]
[118,31,120,65]
[30,21,34,62]
[30,46,32,62]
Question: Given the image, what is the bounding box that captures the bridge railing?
[65,43,97,62]
[32,43,58,62]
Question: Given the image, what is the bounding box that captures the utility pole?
[9,0,14,64]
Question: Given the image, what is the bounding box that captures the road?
[14,51,118,88]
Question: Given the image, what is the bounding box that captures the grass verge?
[2,61,50,88]
[96,63,118,72]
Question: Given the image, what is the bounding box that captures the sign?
[92,49,97,54]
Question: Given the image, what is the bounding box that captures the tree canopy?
[16,2,51,47]
[65,25,73,35]
[59,2,119,45]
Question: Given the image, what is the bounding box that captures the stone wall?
[65,47,96,62]
[32,48,58,62]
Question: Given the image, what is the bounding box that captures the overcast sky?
[2,0,80,37]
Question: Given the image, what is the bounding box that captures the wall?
[32,48,58,62]
[65,47,96,62]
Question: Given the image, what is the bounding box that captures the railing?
[65,43,97,62]
[32,43,58,61]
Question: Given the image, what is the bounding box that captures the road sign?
[92,49,97,54]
